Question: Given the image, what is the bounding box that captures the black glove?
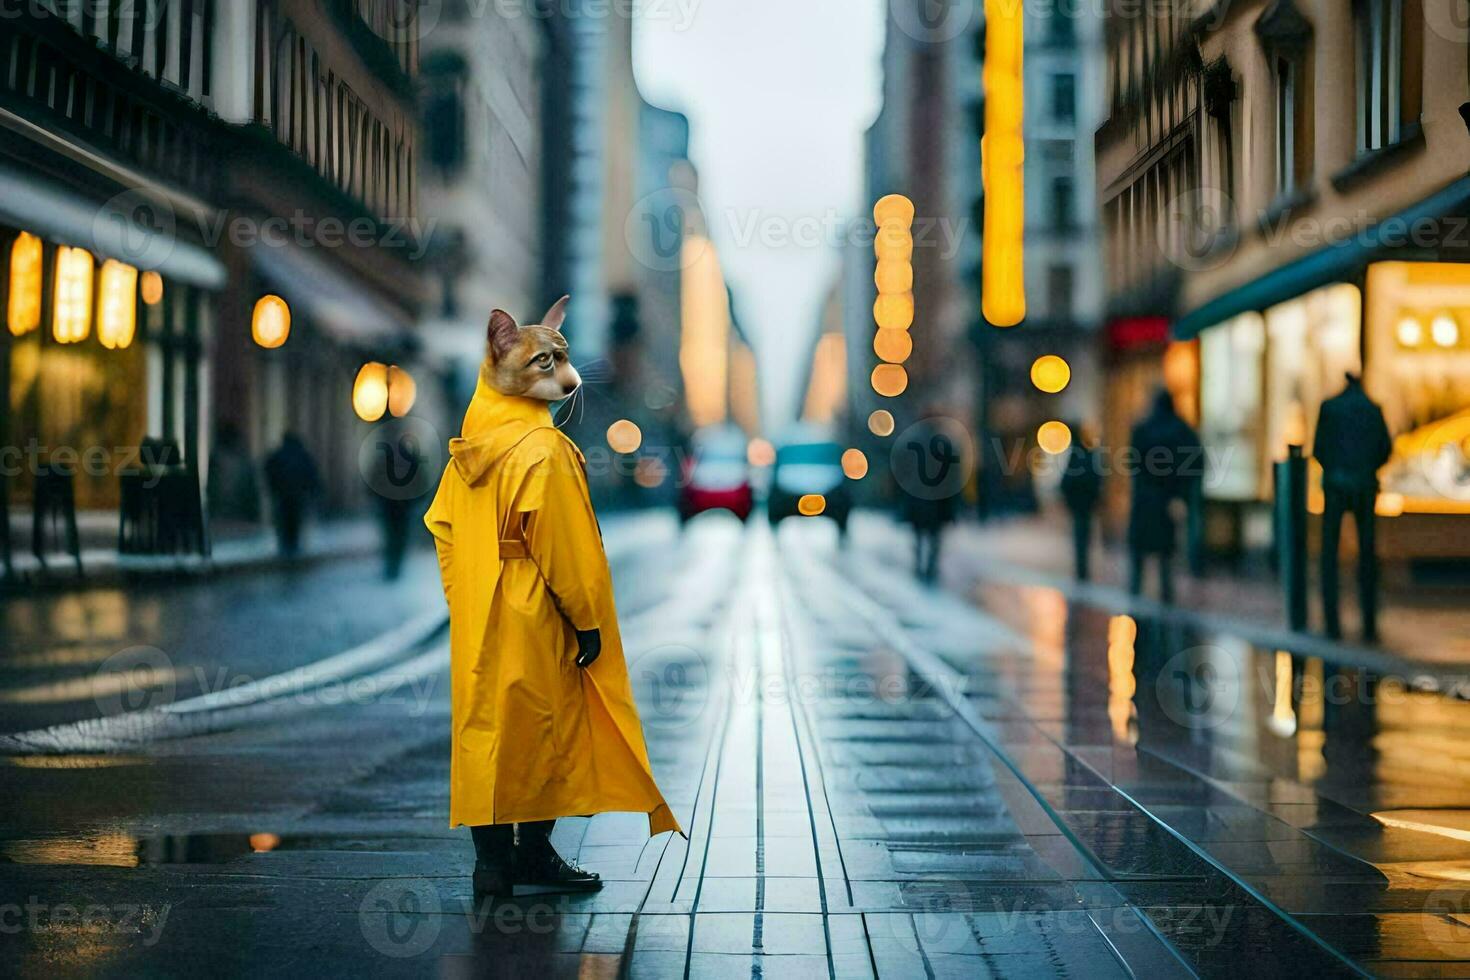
[575,629,602,669]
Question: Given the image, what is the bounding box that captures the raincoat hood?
[449,379,555,485]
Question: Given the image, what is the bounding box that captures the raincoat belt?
[499,539,529,559]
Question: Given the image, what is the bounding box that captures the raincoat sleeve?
[424,464,457,602]
[516,436,609,633]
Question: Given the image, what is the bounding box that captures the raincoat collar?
[449,378,555,485]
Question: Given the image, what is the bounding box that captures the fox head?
[480,296,581,402]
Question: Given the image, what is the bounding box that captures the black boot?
[470,824,514,898]
[514,821,602,894]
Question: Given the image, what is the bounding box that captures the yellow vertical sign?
[982,0,1025,327]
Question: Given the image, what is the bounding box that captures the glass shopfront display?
[1365,262,1470,513]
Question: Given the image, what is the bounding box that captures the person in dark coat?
[900,414,961,584]
[1059,424,1103,581]
[1313,373,1393,641]
[1127,390,1203,603]
[263,433,322,557]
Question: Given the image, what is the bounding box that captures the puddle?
[0,831,288,868]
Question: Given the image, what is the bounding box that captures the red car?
[678,427,754,523]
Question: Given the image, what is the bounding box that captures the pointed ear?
[541,295,571,333]
[487,309,519,360]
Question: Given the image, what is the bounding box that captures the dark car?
[678,426,754,524]
[767,439,850,535]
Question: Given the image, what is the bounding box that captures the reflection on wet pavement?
[850,516,1470,975]
[5,514,1470,976]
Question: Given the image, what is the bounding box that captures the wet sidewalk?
[934,512,1470,669]
[5,514,1470,975]
[4,514,384,591]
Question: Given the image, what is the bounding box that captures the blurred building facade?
[1,0,429,568]
[416,0,544,415]
[1100,0,1470,563]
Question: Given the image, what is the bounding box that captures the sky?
[633,0,887,429]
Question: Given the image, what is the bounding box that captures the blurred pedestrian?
[263,433,322,557]
[206,422,261,524]
[371,437,423,581]
[1127,390,1202,603]
[1313,373,1393,641]
[1059,423,1102,581]
[901,413,959,584]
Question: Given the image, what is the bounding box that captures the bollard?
[1274,444,1308,631]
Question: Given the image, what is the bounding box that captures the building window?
[1047,265,1074,320]
[1048,9,1076,46]
[1274,56,1296,194]
[1050,73,1076,123]
[1356,0,1402,153]
[1050,176,1075,229]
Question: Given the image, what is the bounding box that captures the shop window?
[1199,312,1266,501]
[1356,0,1402,152]
[1365,263,1470,512]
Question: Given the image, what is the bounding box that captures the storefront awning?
[0,158,227,289]
[1174,174,1470,340]
[251,237,415,347]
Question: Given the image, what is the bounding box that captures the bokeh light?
[873,293,914,330]
[874,328,913,364]
[607,419,643,454]
[982,0,1026,327]
[7,231,42,336]
[252,295,291,349]
[798,494,827,516]
[1037,420,1072,455]
[747,437,775,467]
[387,365,417,417]
[1030,354,1071,393]
[874,260,913,295]
[352,362,389,422]
[841,449,869,480]
[97,259,138,350]
[872,194,915,227]
[871,364,908,398]
[868,410,895,436]
[140,270,164,306]
[52,245,93,344]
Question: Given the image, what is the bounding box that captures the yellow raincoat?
[424,380,680,837]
